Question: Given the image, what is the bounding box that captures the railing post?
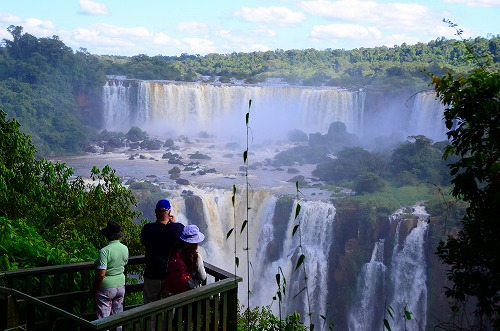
[6,294,20,329]
[0,291,7,330]
[227,287,238,330]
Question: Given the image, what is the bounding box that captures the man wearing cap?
[92,220,129,330]
[141,199,185,304]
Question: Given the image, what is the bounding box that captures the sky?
[0,0,499,57]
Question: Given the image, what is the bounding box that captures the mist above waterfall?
[102,79,447,150]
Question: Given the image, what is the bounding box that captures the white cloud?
[152,32,180,46]
[300,0,379,22]
[443,0,500,6]
[176,22,209,35]
[183,38,216,54]
[24,18,57,35]
[252,25,277,37]
[310,23,381,39]
[90,24,151,38]
[79,0,109,15]
[234,6,305,26]
[0,14,56,37]
[300,0,434,31]
[0,13,22,24]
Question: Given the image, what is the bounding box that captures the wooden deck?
[0,255,242,330]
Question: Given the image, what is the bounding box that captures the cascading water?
[167,188,336,327]
[348,206,429,331]
[102,79,450,148]
[348,239,387,331]
[408,91,447,142]
[102,80,135,131]
[387,206,428,331]
[102,79,366,140]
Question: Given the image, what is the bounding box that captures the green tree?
[390,135,444,185]
[0,109,143,268]
[312,147,387,184]
[432,67,500,329]
[354,171,386,194]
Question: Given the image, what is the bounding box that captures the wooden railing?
[0,255,242,330]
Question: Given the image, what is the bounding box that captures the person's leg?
[111,285,125,314]
[143,278,162,303]
[96,288,113,319]
[111,286,125,331]
[143,278,163,330]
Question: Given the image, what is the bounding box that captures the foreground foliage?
[0,109,143,270]
[432,67,500,329]
[238,304,306,331]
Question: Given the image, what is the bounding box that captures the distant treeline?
[100,35,500,89]
[1,24,499,155]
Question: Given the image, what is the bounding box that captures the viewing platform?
[0,255,242,330]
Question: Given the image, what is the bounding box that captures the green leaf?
[292,224,299,236]
[243,150,247,163]
[383,319,391,331]
[295,254,305,271]
[226,228,234,239]
[248,99,252,109]
[386,305,394,319]
[240,220,247,233]
[295,204,301,220]
[235,256,239,268]
[404,306,412,320]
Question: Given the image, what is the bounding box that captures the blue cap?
[156,199,171,210]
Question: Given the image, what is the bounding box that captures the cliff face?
[325,203,450,330]
[76,91,103,128]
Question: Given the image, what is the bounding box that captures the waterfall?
[167,188,336,327]
[408,91,447,142]
[387,206,428,331]
[102,80,365,140]
[348,240,387,331]
[348,206,429,331]
[101,80,454,147]
[102,80,135,131]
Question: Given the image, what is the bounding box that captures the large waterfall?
[102,79,447,144]
[102,80,366,140]
[164,187,336,327]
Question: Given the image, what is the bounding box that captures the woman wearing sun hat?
[165,224,207,294]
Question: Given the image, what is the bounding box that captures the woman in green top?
[91,220,129,330]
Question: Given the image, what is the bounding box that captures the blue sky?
[1,0,499,56]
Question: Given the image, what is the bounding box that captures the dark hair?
[180,241,199,273]
[105,232,123,241]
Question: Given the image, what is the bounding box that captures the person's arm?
[196,252,207,283]
[91,269,106,294]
